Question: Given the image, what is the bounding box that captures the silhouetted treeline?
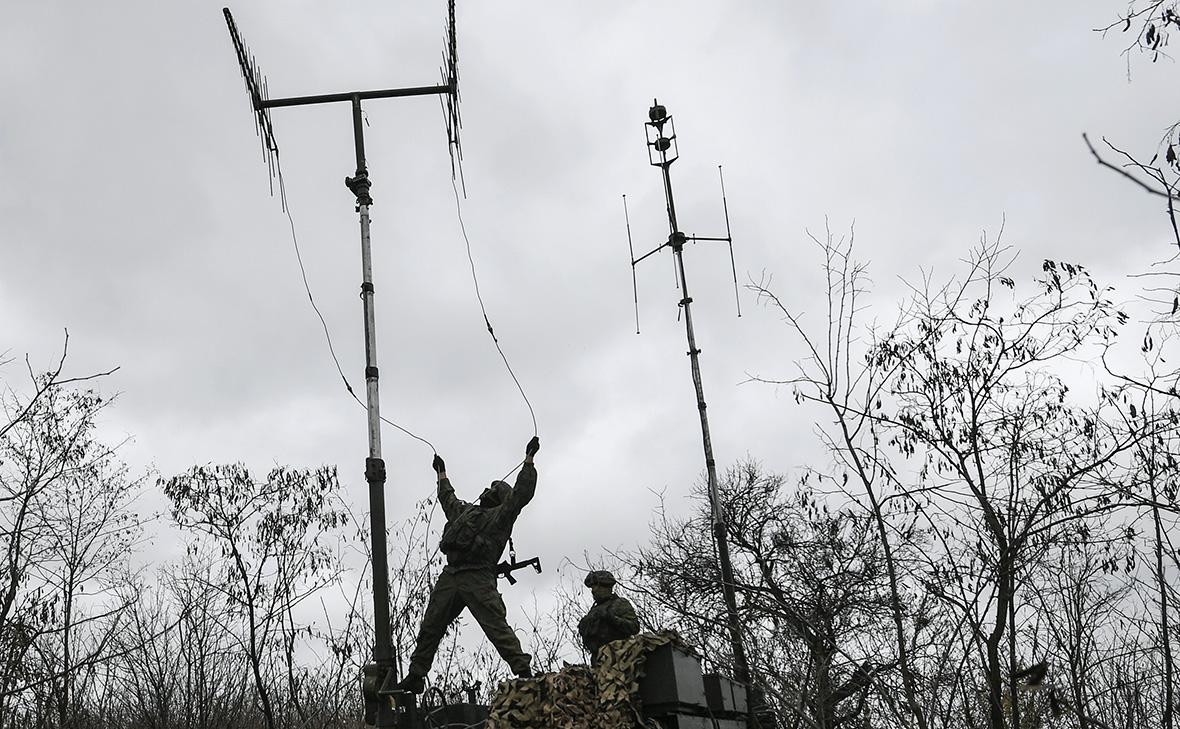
[617,238,1180,729]
[4,238,1179,729]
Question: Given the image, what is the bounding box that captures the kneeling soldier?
[577,570,639,666]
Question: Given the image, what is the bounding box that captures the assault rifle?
[496,556,542,585]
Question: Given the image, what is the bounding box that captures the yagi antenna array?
[224,8,280,199]
[440,0,464,190]
[222,3,463,202]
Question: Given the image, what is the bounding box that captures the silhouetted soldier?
[577,570,639,666]
[394,436,540,693]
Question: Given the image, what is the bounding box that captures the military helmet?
[480,480,512,507]
[584,570,616,588]
[490,480,511,500]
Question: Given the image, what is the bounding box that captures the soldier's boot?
[391,673,425,695]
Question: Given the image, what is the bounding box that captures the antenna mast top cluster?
[645,101,679,166]
[223,2,463,204]
[625,99,741,334]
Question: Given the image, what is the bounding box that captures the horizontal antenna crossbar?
[631,242,669,266]
[260,84,455,110]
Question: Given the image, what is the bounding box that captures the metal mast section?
[626,101,747,686]
[223,6,462,727]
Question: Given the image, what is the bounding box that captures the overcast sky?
[3,1,1177,632]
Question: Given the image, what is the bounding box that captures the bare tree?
[0,336,514,729]
[752,231,1164,729]
[1029,541,1133,729]
[625,459,902,729]
[0,334,135,729]
[747,228,937,729]
[1089,4,1180,249]
[1101,347,1180,729]
[32,449,143,728]
[105,554,257,729]
[161,463,348,729]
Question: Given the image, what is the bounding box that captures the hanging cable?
[274,156,437,453]
[450,177,539,439]
[449,177,539,481]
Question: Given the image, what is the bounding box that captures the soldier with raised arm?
[394,436,540,694]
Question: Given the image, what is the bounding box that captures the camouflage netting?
[484,631,690,729]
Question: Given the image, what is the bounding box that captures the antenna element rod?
[624,195,641,334]
[719,166,741,317]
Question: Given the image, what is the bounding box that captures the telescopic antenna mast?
[222,6,461,727]
[625,100,747,687]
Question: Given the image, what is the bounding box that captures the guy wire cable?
[450,177,538,437]
[450,177,539,481]
[274,156,437,454]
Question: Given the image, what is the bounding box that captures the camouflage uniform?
[405,464,537,679]
[578,571,640,666]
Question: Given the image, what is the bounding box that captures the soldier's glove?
[432,454,446,474]
[526,436,540,457]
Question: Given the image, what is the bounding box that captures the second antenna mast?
[626,100,748,688]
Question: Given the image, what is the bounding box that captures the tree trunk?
[986,559,1013,729]
[1151,479,1175,729]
